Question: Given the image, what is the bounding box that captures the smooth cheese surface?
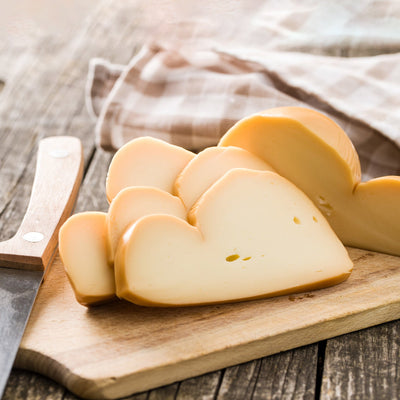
[106,136,194,202]
[174,146,275,210]
[107,187,187,262]
[219,107,400,256]
[59,212,115,305]
[115,169,353,306]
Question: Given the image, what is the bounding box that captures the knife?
[0,136,83,398]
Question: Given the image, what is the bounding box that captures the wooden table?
[1,1,400,399]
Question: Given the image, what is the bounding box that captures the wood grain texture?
[177,371,222,400]
[217,361,261,400]
[11,246,400,399]
[215,345,318,400]
[253,346,318,400]
[321,321,400,399]
[3,370,65,400]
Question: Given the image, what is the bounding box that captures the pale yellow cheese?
[106,137,195,202]
[115,169,353,306]
[107,187,187,262]
[59,212,115,305]
[219,107,400,256]
[59,189,187,305]
[174,146,275,210]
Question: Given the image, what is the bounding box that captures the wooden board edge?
[15,300,400,399]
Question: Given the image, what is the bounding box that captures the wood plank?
[177,371,222,399]
[3,369,64,400]
[0,42,34,88]
[216,345,318,400]
[253,345,317,400]
[74,150,112,214]
[147,384,179,400]
[321,321,400,399]
[217,360,261,399]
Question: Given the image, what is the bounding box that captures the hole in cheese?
[226,254,240,262]
[242,256,252,261]
[317,196,334,216]
[313,216,318,222]
[293,217,301,224]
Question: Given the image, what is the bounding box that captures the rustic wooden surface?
[1,0,400,399]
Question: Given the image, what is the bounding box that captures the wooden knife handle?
[0,136,84,271]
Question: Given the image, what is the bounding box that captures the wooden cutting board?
[16,248,400,399]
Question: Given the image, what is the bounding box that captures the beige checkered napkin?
[86,58,125,121]
[87,43,400,179]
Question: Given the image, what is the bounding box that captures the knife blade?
[0,136,83,398]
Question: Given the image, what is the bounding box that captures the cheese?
[59,212,115,305]
[106,137,195,202]
[59,189,187,305]
[219,107,400,256]
[174,146,274,210]
[107,187,187,262]
[115,169,352,306]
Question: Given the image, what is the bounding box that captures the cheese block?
[59,212,115,305]
[174,146,275,210]
[115,169,353,306]
[106,137,195,202]
[219,107,400,256]
[107,187,187,262]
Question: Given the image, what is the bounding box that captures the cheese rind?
[219,107,400,256]
[59,212,115,306]
[174,146,275,210]
[106,136,195,202]
[115,169,353,306]
[107,187,187,262]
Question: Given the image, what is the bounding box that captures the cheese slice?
[115,169,353,306]
[219,107,400,256]
[59,212,115,305]
[107,187,187,262]
[174,146,275,210]
[106,136,195,202]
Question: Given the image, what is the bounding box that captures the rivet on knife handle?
[0,136,84,271]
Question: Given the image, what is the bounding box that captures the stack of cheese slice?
[115,168,352,306]
[60,110,372,307]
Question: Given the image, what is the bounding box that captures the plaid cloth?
[86,1,400,180]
